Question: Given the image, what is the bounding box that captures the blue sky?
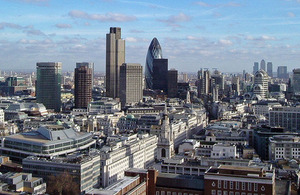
[0,0,300,73]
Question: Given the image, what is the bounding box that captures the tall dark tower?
[106,27,125,98]
[74,62,93,108]
[145,38,162,89]
[153,58,168,92]
[36,62,62,112]
[167,69,178,98]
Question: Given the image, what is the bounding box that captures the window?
[223,192,228,195]
[156,192,160,195]
[254,183,258,191]
[235,193,240,195]
[236,182,239,190]
[211,190,216,195]
[224,181,228,189]
[218,191,222,195]
[242,182,245,190]
[230,181,233,189]
[218,180,221,188]
[248,183,252,191]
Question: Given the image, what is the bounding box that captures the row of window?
[212,191,263,195]
[214,180,258,191]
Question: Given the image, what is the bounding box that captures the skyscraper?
[167,69,178,98]
[292,69,300,95]
[36,62,62,112]
[253,62,259,74]
[106,27,125,98]
[260,59,266,71]
[197,69,210,97]
[119,63,143,108]
[152,58,168,92]
[267,62,273,77]
[145,38,163,89]
[277,66,288,79]
[74,62,93,109]
[253,70,269,99]
[232,75,240,95]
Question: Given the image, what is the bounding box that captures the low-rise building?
[0,172,46,194]
[269,135,300,160]
[22,150,100,193]
[1,124,95,161]
[204,165,275,195]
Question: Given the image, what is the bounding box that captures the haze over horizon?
[0,0,300,73]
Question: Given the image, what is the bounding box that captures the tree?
[47,171,80,195]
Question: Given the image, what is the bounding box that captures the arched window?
[161,148,166,158]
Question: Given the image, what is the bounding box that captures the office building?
[253,62,259,74]
[277,66,288,79]
[267,62,273,77]
[23,150,100,193]
[0,172,46,194]
[152,58,168,92]
[260,59,266,71]
[269,106,300,132]
[106,27,125,98]
[167,69,178,98]
[119,63,143,107]
[145,38,163,89]
[253,70,269,99]
[197,69,210,97]
[292,68,300,94]
[36,62,62,112]
[204,165,275,195]
[74,62,93,108]
[99,134,157,187]
[0,124,95,161]
[269,135,300,160]
[232,75,240,95]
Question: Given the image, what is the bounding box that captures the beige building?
[119,63,143,108]
[106,27,125,98]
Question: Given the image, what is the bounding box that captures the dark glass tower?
[36,62,62,112]
[153,59,168,92]
[145,38,162,89]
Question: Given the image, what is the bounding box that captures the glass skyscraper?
[36,62,62,112]
[145,38,162,89]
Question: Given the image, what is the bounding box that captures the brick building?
[204,165,275,195]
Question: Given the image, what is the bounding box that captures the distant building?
[232,75,240,95]
[167,69,178,98]
[204,165,275,195]
[267,62,273,77]
[253,62,259,75]
[106,27,125,98]
[260,59,266,71]
[145,38,163,89]
[153,59,168,92]
[0,109,4,124]
[74,62,93,108]
[253,70,269,99]
[292,68,300,94]
[36,62,62,112]
[197,69,210,97]
[119,63,143,108]
[277,66,288,79]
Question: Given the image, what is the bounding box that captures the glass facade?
[145,38,162,89]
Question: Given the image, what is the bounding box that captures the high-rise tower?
[106,27,125,98]
[152,58,168,92]
[36,62,62,112]
[267,62,273,77]
[253,62,259,74]
[253,70,269,99]
[74,62,93,109]
[260,59,266,71]
[145,38,163,89]
[277,66,288,79]
[119,63,143,108]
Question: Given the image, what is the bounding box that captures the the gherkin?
[145,38,162,89]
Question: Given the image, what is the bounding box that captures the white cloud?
[55,23,72,29]
[158,13,190,27]
[68,10,136,22]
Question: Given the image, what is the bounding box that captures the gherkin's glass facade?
[145,38,162,89]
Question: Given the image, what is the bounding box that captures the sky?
[0,0,300,73]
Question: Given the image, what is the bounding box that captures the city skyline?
[0,0,300,72]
